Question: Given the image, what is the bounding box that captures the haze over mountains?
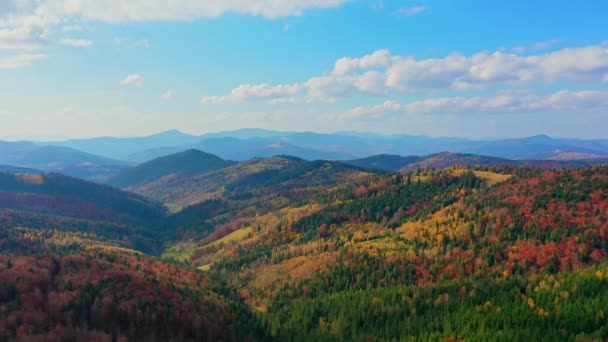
[42,129,608,163]
[0,129,604,181]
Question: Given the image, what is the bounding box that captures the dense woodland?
[1,154,608,340]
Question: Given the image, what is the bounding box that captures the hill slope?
[3,159,608,339]
[130,156,373,211]
[400,152,516,171]
[0,250,253,341]
[107,149,234,188]
[345,154,422,171]
[0,172,164,223]
[158,165,608,339]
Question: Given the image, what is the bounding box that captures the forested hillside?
[184,165,608,340]
[2,159,608,340]
[129,156,372,211]
[0,251,254,341]
[0,172,164,224]
[347,152,607,172]
[0,172,166,254]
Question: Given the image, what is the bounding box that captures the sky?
[0,0,607,140]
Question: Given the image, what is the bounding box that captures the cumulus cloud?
[333,90,608,121]
[161,90,174,100]
[0,0,350,26]
[121,73,144,86]
[210,43,608,102]
[202,83,301,104]
[0,27,47,50]
[0,0,349,67]
[0,54,47,69]
[60,38,92,47]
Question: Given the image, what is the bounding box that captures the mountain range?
[1,129,607,182]
[41,129,608,163]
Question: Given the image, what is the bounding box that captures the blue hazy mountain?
[0,141,128,181]
[32,130,608,165]
[41,129,202,161]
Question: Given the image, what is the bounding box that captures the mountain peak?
[152,129,190,138]
[525,134,552,141]
[107,149,233,188]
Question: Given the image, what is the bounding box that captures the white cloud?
[210,43,608,102]
[0,27,47,50]
[60,38,92,47]
[62,25,83,32]
[202,83,301,104]
[121,73,144,86]
[0,0,350,59]
[135,39,149,48]
[161,90,174,100]
[0,0,351,26]
[0,53,47,69]
[333,90,608,120]
[394,5,428,16]
[332,49,394,75]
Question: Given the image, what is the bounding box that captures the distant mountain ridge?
[0,130,601,181]
[107,149,235,188]
[0,141,128,181]
[36,129,608,164]
[345,152,608,172]
[42,129,202,160]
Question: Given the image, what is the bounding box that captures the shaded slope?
[107,149,234,188]
[133,156,373,210]
[400,152,515,171]
[0,172,164,224]
[345,154,422,171]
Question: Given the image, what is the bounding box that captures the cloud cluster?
[202,83,301,104]
[0,0,349,68]
[334,90,608,121]
[0,0,350,25]
[205,44,608,103]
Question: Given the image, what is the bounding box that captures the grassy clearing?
[451,169,512,186]
[207,226,254,248]
[161,241,197,261]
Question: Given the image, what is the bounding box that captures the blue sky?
[1,0,607,140]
